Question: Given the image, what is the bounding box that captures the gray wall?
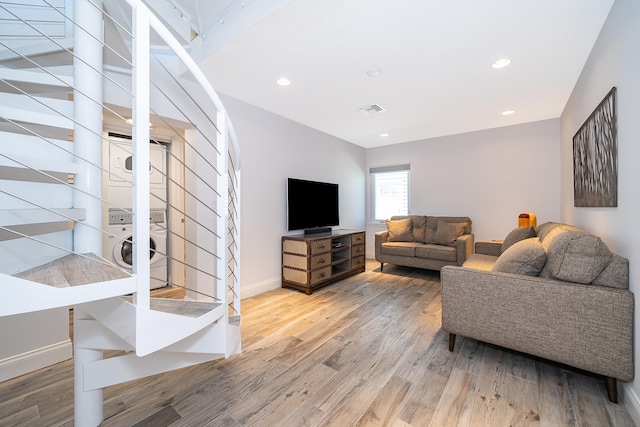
[220,95,367,297]
[365,119,562,256]
[560,0,640,418]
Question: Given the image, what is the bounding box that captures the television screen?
[287,178,339,232]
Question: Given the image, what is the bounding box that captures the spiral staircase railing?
[0,0,242,425]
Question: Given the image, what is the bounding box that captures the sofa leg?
[606,377,618,403]
[448,333,456,352]
[380,262,384,272]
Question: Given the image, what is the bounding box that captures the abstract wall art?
[573,87,617,207]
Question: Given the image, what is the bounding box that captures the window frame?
[369,164,410,223]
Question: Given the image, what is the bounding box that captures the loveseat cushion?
[380,242,422,257]
[501,226,536,253]
[386,218,414,242]
[390,215,427,243]
[416,244,457,262]
[492,238,547,276]
[542,227,612,284]
[433,221,466,246]
[425,216,471,243]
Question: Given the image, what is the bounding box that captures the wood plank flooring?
[0,259,635,426]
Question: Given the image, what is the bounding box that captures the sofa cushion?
[462,253,498,271]
[433,221,466,246]
[535,222,560,241]
[389,216,429,243]
[542,228,612,284]
[416,244,457,262]
[411,216,427,243]
[492,238,547,276]
[380,242,422,257]
[591,253,629,289]
[424,221,437,243]
[501,226,536,253]
[386,218,414,242]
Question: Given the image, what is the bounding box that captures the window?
[370,164,410,221]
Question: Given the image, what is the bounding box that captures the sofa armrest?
[374,230,389,259]
[455,233,474,266]
[441,266,634,381]
[475,240,502,257]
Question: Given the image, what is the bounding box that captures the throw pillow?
[492,238,547,276]
[501,226,536,254]
[386,218,414,242]
[432,221,466,246]
[545,229,612,284]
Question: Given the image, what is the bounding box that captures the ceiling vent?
[357,104,386,115]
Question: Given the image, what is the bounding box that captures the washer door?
[114,235,157,268]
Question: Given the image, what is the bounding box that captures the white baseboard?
[241,276,280,299]
[622,382,640,426]
[0,339,73,382]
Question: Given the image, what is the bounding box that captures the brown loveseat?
[441,222,633,403]
[375,215,473,272]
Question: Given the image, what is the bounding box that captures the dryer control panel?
[108,209,133,225]
[150,210,165,224]
[108,209,165,225]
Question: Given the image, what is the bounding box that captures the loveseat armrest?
[374,230,389,260]
[475,240,502,257]
[441,266,634,382]
[455,233,474,266]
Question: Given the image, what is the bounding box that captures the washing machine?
[108,208,168,290]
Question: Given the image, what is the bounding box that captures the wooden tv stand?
[282,229,365,294]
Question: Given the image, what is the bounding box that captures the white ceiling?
[172,0,614,148]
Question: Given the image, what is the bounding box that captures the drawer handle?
[317,244,326,249]
[318,257,326,264]
[317,272,326,278]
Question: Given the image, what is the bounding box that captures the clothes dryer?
[106,135,168,209]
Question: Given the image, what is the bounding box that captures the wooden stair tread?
[13,253,130,288]
[121,296,222,318]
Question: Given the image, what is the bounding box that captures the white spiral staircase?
[0,1,242,425]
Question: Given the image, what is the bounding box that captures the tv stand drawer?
[311,239,331,254]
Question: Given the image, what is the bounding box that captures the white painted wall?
[0,309,71,382]
[365,119,562,256]
[559,0,640,419]
[220,95,366,298]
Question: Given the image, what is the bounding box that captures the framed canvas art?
[573,87,617,207]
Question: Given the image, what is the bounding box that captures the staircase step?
[0,208,85,227]
[120,296,221,318]
[0,38,73,61]
[14,253,129,288]
[0,67,72,87]
[0,93,73,129]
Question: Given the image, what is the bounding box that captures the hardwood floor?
[0,260,635,426]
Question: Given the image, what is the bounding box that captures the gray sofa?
[375,215,473,272]
[441,222,633,403]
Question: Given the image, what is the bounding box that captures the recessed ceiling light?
[502,110,515,116]
[380,133,389,137]
[492,58,511,69]
[277,77,291,86]
[367,69,382,77]
[125,117,153,127]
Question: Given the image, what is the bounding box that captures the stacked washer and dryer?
[105,134,169,290]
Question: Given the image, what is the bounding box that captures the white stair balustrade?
[1,0,242,425]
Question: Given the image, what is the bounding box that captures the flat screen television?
[287,178,339,233]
